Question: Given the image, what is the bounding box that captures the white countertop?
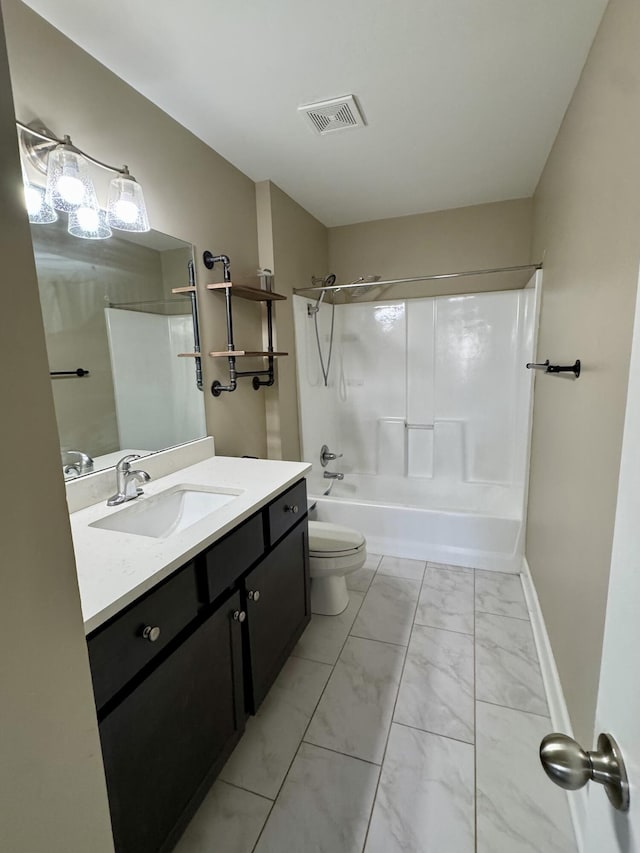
[70,456,311,634]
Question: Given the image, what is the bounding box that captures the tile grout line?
[412,620,475,638]
[348,632,410,649]
[476,608,530,623]
[250,578,370,853]
[219,779,275,804]
[475,696,552,720]
[360,558,422,853]
[299,739,383,768]
[392,719,474,747]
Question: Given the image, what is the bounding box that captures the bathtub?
[308,472,524,573]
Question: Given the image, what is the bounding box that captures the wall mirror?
[31,218,206,479]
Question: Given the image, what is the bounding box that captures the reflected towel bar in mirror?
[49,368,90,377]
[526,359,581,378]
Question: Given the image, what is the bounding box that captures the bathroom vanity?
[70,454,311,853]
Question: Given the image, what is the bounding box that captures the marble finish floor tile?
[254,743,379,853]
[173,780,272,853]
[415,564,474,634]
[476,570,528,620]
[394,624,474,743]
[365,723,475,853]
[347,566,376,593]
[377,555,426,581]
[293,591,364,665]
[351,576,420,646]
[363,553,382,571]
[476,612,548,716]
[220,656,332,798]
[476,702,577,853]
[305,635,406,764]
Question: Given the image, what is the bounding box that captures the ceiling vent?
[298,95,366,136]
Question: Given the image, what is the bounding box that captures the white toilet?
[308,521,367,615]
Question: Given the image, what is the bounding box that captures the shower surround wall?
[294,287,536,570]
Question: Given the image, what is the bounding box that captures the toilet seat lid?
[308,521,365,554]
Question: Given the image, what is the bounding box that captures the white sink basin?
[90,484,243,539]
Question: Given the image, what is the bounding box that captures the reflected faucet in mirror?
[61,449,94,478]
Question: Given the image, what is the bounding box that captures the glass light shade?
[107,173,150,232]
[45,144,97,212]
[68,206,112,240]
[23,181,57,224]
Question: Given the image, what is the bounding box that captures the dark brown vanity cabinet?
[89,478,310,853]
[99,591,245,853]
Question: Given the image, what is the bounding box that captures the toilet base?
[310,574,350,616]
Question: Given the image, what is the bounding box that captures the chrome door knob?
[248,590,260,602]
[540,732,629,811]
[233,610,246,623]
[284,504,299,514]
[142,625,161,643]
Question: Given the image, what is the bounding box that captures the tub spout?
[323,471,344,481]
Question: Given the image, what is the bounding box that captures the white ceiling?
[21,0,608,227]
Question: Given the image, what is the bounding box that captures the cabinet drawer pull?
[142,625,161,643]
[233,610,246,623]
[284,504,299,514]
[248,590,260,602]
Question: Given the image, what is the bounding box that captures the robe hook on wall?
[526,359,581,378]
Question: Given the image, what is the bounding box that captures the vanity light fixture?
[17,119,150,236]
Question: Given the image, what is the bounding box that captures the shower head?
[349,274,381,285]
[307,273,336,315]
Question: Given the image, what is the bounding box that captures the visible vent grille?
[298,95,366,136]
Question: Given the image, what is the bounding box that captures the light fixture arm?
[16,119,129,176]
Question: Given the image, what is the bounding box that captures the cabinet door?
[245,519,310,710]
[99,592,245,853]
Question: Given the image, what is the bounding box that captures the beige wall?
[528,0,640,744]
[256,180,329,461]
[0,6,114,851]
[328,198,533,298]
[3,0,266,457]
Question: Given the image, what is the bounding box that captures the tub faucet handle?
[320,444,343,467]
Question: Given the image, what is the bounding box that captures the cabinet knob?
[248,590,261,602]
[284,504,299,514]
[233,610,246,623]
[142,625,161,643]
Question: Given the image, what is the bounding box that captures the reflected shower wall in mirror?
[31,218,207,479]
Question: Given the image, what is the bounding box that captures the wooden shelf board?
[206,282,286,302]
[171,286,197,293]
[177,352,202,358]
[208,350,288,358]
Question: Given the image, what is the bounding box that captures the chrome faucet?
[107,454,151,506]
[323,470,344,481]
[320,444,343,467]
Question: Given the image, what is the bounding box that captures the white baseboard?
[520,557,587,853]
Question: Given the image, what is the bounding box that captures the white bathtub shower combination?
[293,280,539,572]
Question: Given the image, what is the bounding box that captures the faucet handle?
[116,453,141,472]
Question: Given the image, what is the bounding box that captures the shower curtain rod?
[294,263,542,295]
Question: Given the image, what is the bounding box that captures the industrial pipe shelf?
[206,282,286,301]
[202,250,285,397]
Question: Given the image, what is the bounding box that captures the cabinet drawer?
[203,513,264,603]
[267,479,307,545]
[88,563,199,710]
